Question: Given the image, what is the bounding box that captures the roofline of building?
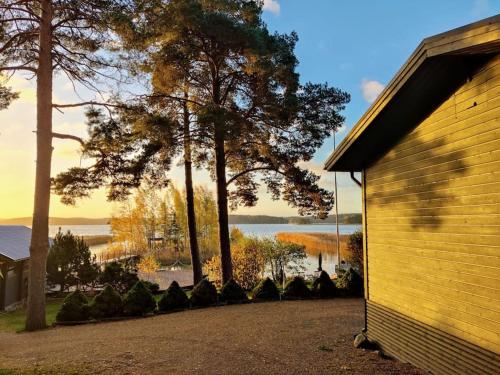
[324,14,500,171]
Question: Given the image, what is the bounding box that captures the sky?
[0,0,498,219]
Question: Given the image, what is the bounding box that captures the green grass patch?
[0,298,63,333]
[318,344,334,352]
[0,370,19,375]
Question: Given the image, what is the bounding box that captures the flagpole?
[334,132,341,275]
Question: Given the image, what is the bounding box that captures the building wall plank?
[365,55,500,357]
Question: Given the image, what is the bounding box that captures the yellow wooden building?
[324,16,500,374]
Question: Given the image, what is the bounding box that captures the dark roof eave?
[324,15,500,172]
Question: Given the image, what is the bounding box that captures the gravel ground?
[0,299,423,375]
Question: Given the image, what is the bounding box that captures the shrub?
[220,279,248,304]
[204,231,265,290]
[137,254,161,281]
[312,271,337,299]
[90,285,123,319]
[336,268,364,297]
[346,231,363,271]
[47,230,99,292]
[261,239,307,285]
[158,281,189,312]
[142,280,161,294]
[99,261,139,294]
[252,277,280,301]
[190,279,217,307]
[123,281,157,316]
[283,276,311,299]
[56,290,90,322]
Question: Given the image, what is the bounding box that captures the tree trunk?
[26,0,53,331]
[182,95,202,285]
[214,125,233,284]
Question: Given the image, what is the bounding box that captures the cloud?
[361,78,385,104]
[263,0,280,14]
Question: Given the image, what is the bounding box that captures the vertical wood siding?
[365,55,500,356]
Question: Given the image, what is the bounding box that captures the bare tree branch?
[52,132,85,145]
[52,101,126,109]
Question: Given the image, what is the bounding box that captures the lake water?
[49,223,360,237]
[49,223,360,277]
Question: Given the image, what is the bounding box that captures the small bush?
[158,281,189,312]
[252,277,280,301]
[142,280,161,294]
[283,276,311,299]
[99,261,139,294]
[90,285,123,319]
[336,268,364,297]
[312,271,337,298]
[220,279,248,304]
[56,290,90,322]
[123,281,157,316]
[190,279,217,307]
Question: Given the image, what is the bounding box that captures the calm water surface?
[49,223,360,276]
[49,223,359,237]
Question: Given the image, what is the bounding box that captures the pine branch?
[0,65,37,73]
[226,166,281,186]
[52,101,126,109]
[52,132,85,145]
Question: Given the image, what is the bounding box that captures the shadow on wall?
[366,133,468,229]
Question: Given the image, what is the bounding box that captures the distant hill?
[0,217,110,226]
[287,213,362,225]
[0,214,361,226]
[228,215,288,224]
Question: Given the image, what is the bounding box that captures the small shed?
[325,16,499,374]
[0,226,31,311]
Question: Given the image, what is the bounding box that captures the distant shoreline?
[0,213,362,226]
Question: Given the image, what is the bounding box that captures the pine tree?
[0,0,132,330]
[52,0,349,286]
[46,230,100,292]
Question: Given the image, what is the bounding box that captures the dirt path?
[0,299,422,375]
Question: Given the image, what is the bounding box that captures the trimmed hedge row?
[56,270,362,323]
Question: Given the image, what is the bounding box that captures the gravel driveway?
[0,299,422,375]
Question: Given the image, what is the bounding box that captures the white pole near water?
[333,132,341,275]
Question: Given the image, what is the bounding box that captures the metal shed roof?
[0,226,31,262]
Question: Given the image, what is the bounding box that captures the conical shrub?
[312,271,337,299]
[158,281,189,312]
[220,279,248,304]
[191,279,217,307]
[142,280,160,294]
[90,285,123,319]
[336,268,363,297]
[252,277,280,301]
[123,281,157,316]
[283,276,311,299]
[56,290,90,322]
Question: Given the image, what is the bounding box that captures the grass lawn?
[0,299,63,333]
[0,293,172,333]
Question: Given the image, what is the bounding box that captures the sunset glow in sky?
[0,1,498,219]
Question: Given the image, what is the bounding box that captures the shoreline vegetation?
[0,213,362,227]
[82,232,351,261]
[276,232,349,256]
[64,232,351,255]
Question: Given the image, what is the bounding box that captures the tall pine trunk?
[26,0,53,331]
[214,124,232,284]
[211,78,232,285]
[182,95,202,285]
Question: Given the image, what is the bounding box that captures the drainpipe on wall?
[350,171,362,187]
